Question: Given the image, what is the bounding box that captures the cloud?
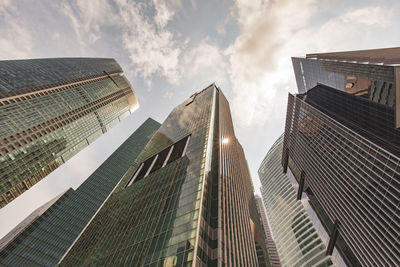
[58,0,185,84]
[116,0,183,84]
[0,1,33,59]
[153,0,182,28]
[340,6,392,27]
[225,1,396,194]
[227,1,395,130]
[227,0,317,127]
[181,40,229,86]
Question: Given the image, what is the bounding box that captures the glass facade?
[292,57,346,94]
[60,84,268,266]
[283,87,400,266]
[255,195,281,267]
[0,58,138,208]
[292,57,396,108]
[0,118,160,266]
[0,58,122,95]
[259,135,334,267]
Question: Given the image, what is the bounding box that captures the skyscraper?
[259,136,338,266]
[292,47,400,127]
[0,118,160,266]
[283,48,400,266]
[0,58,138,207]
[254,195,281,267]
[59,84,268,266]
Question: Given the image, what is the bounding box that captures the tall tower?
[292,47,400,127]
[283,48,400,266]
[0,58,138,207]
[59,84,268,266]
[254,195,281,267]
[259,136,338,266]
[0,118,160,266]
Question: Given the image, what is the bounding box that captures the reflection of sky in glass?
[292,57,346,94]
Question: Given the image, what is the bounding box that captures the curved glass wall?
[259,135,333,267]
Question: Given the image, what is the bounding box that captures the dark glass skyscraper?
[59,84,268,266]
[292,47,400,127]
[0,118,159,266]
[0,58,138,207]
[284,48,400,266]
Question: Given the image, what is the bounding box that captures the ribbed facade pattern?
[0,118,159,266]
[217,93,267,266]
[259,135,333,267]
[0,58,138,207]
[255,195,281,266]
[292,54,396,108]
[283,91,400,266]
[60,85,267,266]
[292,57,345,94]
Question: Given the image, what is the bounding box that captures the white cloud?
[340,6,392,27]
[116,0,183,84]
[227,0,317,127]
[61,0,119,54]
[182,40,229,86]
[226,1,397,195]
[153,0,182,28]
[227,1,395,132]
[0,1,33,59]
[59,0,185,84]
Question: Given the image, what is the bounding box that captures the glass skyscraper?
[255,195,281,267]
[0,118,160,266]
[259,135,337,267]
[0,58,138,207]
[59,84,268,266]
[283,47,400,266]
[292,47,400,123]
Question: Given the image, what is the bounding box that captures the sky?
[0,0,400,239]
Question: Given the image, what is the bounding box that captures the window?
[126,135,191,187]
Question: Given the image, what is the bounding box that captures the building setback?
[0,118,160,266]
[259,135,337,266]
[59,84,269,266]
[0,58,138,207]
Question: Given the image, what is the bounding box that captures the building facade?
[285,48,400,266]
[0,191,65,251]
[282,83,400,266]
[255,195,281,267]
[0,118,159,266]
[292,47,400,127]
[0,58,138,207]
[59,84,268,266]
[259,135,336,267]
